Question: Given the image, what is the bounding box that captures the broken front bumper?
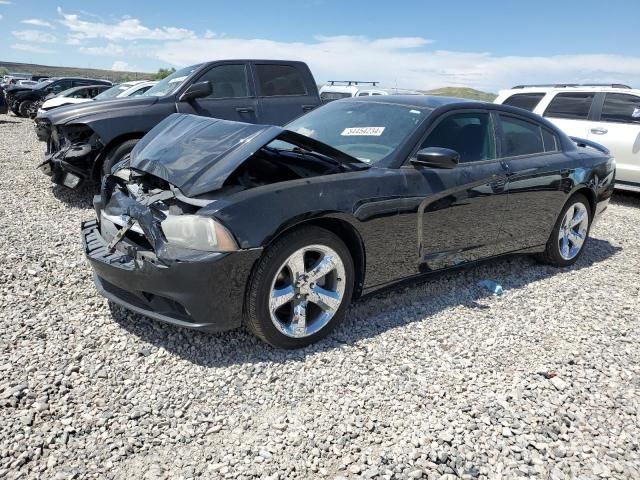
[81,219,261,332]
[38,143,98,189]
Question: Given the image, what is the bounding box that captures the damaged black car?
[82,96,615,348]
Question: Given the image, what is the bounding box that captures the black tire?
[101,139,139,177]
[245,226,355,349]
[11,103,22,117]
[18,100,33,118]
[539,193,592,267]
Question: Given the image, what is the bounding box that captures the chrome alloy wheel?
[558,202,589,260]
[269,244,346,338]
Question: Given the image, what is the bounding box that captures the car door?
[176,62,259,123]
[588,92,640,188]
[542,91,597,138]
[496,112,568,252]
[405,109,509,272]
[251,63,318,125]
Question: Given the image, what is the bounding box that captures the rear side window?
[197,64,249,99]
[600,93,640,124]
[502,93,545,112]
[544,92,595,120]
[499,115,545,157]
[422,112,496,163]
[256,64,306,96]
[542,128,559,152]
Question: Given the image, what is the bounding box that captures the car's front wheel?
[18,100,33,118]
[540,193,592,267]
[245,226,354,349]
[101,139,140,177]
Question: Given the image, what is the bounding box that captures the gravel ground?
[0,113,639,480]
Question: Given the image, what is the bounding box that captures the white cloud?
[80,43,125,56]
[112,60,133,71]
[0,1,12,4]
[0,15,3,20]
[21,18,54,28]
[12,30,57,43]
[11,43,55,54]
[150,35,640,92]
[58,9,195,42]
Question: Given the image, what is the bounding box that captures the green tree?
[153,67,176,80]
[0,67,9,77]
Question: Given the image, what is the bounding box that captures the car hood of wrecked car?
[42,95,159,125]
[128,113,364,198]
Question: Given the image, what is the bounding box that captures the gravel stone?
[1,113,639,479]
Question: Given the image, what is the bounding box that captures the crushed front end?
[37,122,103,189]
[82,165,260,331]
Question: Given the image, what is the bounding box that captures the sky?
[1,0,640,92]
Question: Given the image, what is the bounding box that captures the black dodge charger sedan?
[82,96,615,348]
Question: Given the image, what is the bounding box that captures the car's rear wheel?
[245,226,354,349]
[101,139,139,177]
[18,100,33,118]
[540,193,592,267]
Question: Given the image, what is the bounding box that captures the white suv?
[495,84,640,192]
[319,81,422,103]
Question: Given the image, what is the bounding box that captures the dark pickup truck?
[36,60,321,190]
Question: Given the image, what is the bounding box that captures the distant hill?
[423,87,497,102]
[0,61,153,83]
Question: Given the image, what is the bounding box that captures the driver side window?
[422,112,496,163]
[196,64,249,99]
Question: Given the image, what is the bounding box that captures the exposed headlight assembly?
[161,215,238,252]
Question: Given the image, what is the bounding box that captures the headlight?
[161,215,238,252]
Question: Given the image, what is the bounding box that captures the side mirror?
[178,81,212,102]
[411,147,460,169]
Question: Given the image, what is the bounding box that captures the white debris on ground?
[0,114,639,479]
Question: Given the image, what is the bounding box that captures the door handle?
[590,127,608,135]
[302,105,315,112]
[235,107,255,113]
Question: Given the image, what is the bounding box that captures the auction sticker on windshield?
[341,127,385,136]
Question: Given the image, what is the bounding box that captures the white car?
[38,85,112,114]
[92,80,158,101]
[495,84,640,192]
[319,81,422,102]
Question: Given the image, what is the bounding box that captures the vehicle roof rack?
[512,83,631,89]
[327,80,379,86]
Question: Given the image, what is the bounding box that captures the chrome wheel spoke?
[290,300,308,337]
[307,254,337,282]
[269,285,295,313]
[570,209,586,228]
[563,205,575,227]
[308,285,341,312]
[286,250,306,279]
[568,230,585,248]
[560,235,570,259]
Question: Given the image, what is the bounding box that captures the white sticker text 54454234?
[341,127,386,136]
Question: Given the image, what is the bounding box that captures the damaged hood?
[130,113,363,198]
[43,96,159,125]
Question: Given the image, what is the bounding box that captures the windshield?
[143,65,200,97]
[33,79,54,89]
[284,100,430,164]
[94,84,131,101]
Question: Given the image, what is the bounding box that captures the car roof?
[500,86,640,96]
[346,94,473,108]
